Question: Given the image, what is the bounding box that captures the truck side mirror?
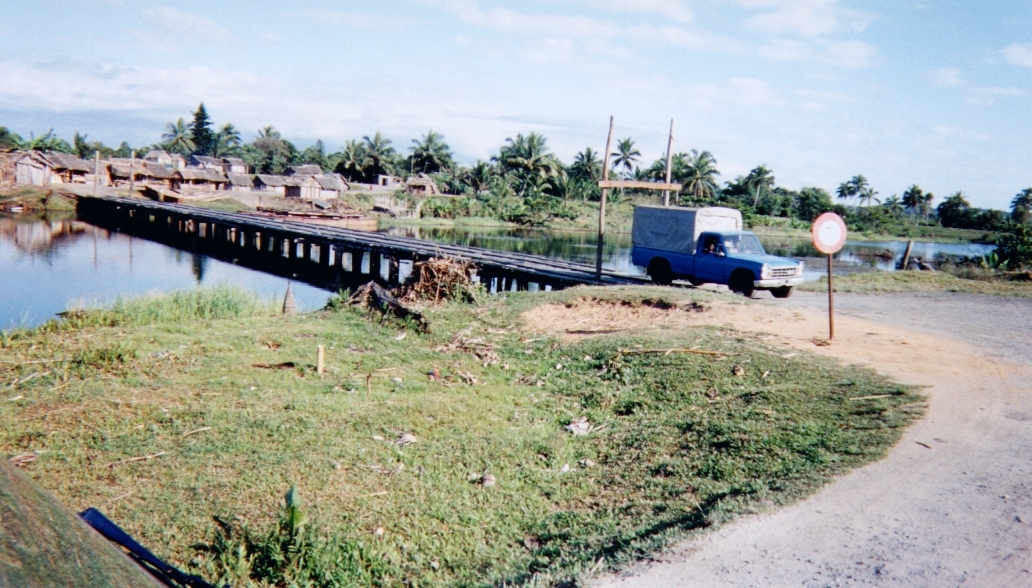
[716,250,725,257]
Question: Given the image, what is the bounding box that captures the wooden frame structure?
[594,117,682,281]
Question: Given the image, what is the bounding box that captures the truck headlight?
[761,264,771,279]
[797,262,804,276]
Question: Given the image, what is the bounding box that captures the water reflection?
[381,225,995,278]
[0,215,332,330]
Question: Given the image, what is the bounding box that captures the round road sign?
[812,212,847,254]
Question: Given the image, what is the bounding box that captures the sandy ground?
[525,291,1032,587]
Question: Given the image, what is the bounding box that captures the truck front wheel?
[728,270,755,298]
[771,286,795,299]
[648,258,673,286]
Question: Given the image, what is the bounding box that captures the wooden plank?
[598,180,682,191]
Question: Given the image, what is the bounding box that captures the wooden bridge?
[77,196,648,293]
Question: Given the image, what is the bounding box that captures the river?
[1,214,994,330]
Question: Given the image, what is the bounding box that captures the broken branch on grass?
[181,427,212,437]
[617,348,733,357]
[848,394,894,401]
[105,451,167,468]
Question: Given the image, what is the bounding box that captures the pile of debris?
[434,328,501,366]
[348,282,428,330]
[397,257,481,305]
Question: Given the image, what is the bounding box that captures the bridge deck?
[77,195,649,292]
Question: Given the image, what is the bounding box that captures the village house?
[376,174,402,188]
[253,174,290,196]
[143,150,186,170]
[405,174,440,196]
[179,168,226,191]
[314,174,349,199]
[226,173,254,192]
[0,150,18,187]
[14,151,93,186]
[286,176,320,199]
[223,157,248,174]
[188,155,227,172]
[284,164,323,177]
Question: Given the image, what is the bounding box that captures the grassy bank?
[799,270,1032,297]
[1,285,922,586]
[0,186,76,212]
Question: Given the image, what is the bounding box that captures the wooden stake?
[827,254,835,341]
[901,240,914,270]
[127,150,136,197]
[662,119,675,207]
[93,150,100,197]
[595,116,615,282]
[317,344,325,376]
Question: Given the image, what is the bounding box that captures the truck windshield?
[723,234,765,255]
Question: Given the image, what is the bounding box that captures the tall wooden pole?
[127,150,136,197]
[827,254,835,340]
[662,118,674,207]
[595,116,615,282]
[93,150,100,197]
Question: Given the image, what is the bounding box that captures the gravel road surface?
[595,291,1032,588]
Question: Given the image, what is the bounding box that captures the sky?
[0,0,1029,209]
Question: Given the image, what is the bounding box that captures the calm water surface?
[0,216,332,330]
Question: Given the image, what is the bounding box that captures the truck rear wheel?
[729,270,755,298]
[771,286,795,299]
[648,259,672,286]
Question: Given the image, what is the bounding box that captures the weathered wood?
[901,240,914,270]
[597,180,683,191]
[596,116,616,281]
[663,118,675,207]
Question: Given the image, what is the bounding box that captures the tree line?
[3,104,1029,231]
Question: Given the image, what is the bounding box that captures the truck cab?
[631,206,804,298]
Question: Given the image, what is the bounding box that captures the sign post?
[811,212,847,340]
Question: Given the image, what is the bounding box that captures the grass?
[189,198,256,213]
[0,285,923,587]
[799,269,1032,297]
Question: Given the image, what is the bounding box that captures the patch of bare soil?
[576,293,1032,587]
[523,297,709,340]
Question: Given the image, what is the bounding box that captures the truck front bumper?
[753,277,805,289]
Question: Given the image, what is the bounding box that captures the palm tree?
[333,139,366,181]
[745,164,774,207]
[610,138,641,178]
[902,185,923,216]
[1012,188,1032,223]
[837,175,869,206]
[681,150,721,201]
[409,131,453,174]
[462,160,495,193]
[210,124,242,158]
[495,133,562,195]
[258,126,281,140]
[24,129,72,153]
[361,132,396,179]
[858,185,880,207]
[884,195,904,217]
[569,147,602,182]
[162,119,194,154]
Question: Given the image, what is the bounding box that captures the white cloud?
[758,39,809,61]
[418,0,738,52]
[1001,42,1032,68]
[137,7,235,46]
[568,0,694,24]
[739,0,874,37]
[966,86,1024,106]
[283,9,415,29]
[929,67,964,88]
[823,40,876,68]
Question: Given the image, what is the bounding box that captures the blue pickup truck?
[631,205,804,298]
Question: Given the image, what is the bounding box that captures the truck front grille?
[770,267,798,278]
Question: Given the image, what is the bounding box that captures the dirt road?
[587,291,1032,587]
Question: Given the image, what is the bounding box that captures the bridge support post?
[388,257,399,285]
[368,252,382,281]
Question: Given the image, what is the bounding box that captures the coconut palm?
[569,147,602,182]
[210,124,242,158]
[462,160,495,193]
[333,140,366,181]
[361,132,396,179]
[883,195,904,217]
[258,126,281,140]
[902,185,924,215]
[837,174,873,206]
[745,165,774,207]
[495,133,562,195]
[610,138,641,178]
[858,185,880,207]
[409,131,454,174]
[162,119,194,154]
[1012,188,1032,223]
[681,150,721,201]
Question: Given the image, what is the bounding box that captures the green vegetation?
[799,269,1032,297]
[0,187,76,212]
[1,285,923,586]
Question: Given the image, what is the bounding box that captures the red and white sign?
[812,212,847,255]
